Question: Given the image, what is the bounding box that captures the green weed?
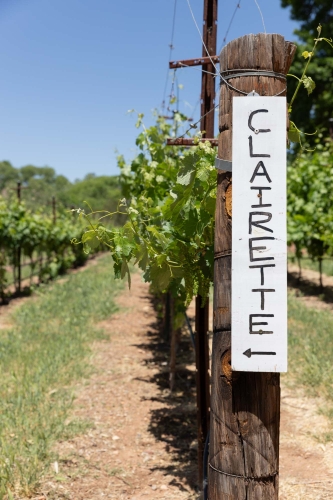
[287,290,333,425]
[0,255,123,498]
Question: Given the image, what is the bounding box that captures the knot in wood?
[221,349,232,381]
[225,183,232,218]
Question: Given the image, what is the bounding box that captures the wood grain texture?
[195,295,210,484]
[209,34,296,499]
[196,0,217,488]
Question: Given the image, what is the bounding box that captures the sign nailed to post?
[232,96,287,373]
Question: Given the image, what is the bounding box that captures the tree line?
[0,161,123,224]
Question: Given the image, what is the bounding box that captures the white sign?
[231,96,287,373]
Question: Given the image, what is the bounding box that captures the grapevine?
[74,28,333,319]
[0,199,89,293]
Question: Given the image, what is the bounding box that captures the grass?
[0,254,123,499]
[287,290,333,431]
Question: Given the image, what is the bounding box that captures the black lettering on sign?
[249,237,275,262]
[248,109,271,133]
[249,314,274,334]
[250,186,272,208]
[251,288,276,310]
[248,136,271,158]
[250,162,272,183]
[249,212,273,234]
[249,264,276,286]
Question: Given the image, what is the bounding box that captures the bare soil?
[4,261,333,499]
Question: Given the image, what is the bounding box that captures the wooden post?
[16,181,22,293]
[162,292,171,341]
[195,0,218,487]
[195,295,210,483]
[52,196,57,224]
[169,296,181,392]
[17,181,21,203]
[200,0,218,137]
[209,34,296,499]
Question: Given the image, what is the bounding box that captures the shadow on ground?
[288,270,333,305]
[133,293,199,491]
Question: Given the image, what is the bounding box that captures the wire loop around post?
[220,69,287,97]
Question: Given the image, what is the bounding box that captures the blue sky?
[0,0,299,181]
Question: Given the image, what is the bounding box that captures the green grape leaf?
[204,195,216,215]
[182,209,199,238]
[197,166,209,183]
[81,230,95,243]
[88,236,100,249]
[177,155,197,186]
[121,259,131,288]
[302,75,316,95]
[150,262,171,291]
[146,226,169,250]
[113,232,133,256]
[135,243,149,271]
[170,266,184,279]
[288,121,301,144]
[112,259,122,279]
[81,230,100,249]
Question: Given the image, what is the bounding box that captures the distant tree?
[59,175,122,220]
[0,161,123,224]
[20,165,41,184]
[0,161,19,192]
[55,175,71,191]
[37,166,57,184]
[20,165,56,185]
[84,173,96,180]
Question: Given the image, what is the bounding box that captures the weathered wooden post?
[16,181,22,293]
[209,34,296,499]
[195,0,217,485]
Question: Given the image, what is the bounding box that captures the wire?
[177,62,219,77]
[174,102,220,141]
[190,96,201,122]
[162,0,178,110]
[218,1,242,53]
[185,0,219,75]
[254,0,266,34]
[171,69,286,142]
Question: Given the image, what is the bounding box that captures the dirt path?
[280,383,333,498]
[22,267,333,499]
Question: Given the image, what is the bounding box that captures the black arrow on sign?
[243,348,276,358]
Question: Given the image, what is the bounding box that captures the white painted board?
[231,96,287,373]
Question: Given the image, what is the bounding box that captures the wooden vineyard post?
[209,34,296,499]
[16,181,22,293]
[195,294,210,484]
[194,0,217,486]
